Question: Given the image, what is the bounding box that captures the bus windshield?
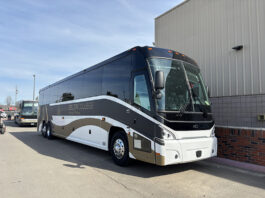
[22,102,38,116]
[148,58,210,112]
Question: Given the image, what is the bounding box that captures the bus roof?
[17,100,38,103]
[40,46,198,92]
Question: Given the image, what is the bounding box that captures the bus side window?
[134,75,151,111]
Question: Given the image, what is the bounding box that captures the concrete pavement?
[0,121,264,198]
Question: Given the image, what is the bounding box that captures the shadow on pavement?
[4,120,36,128]
[6,121,265,189]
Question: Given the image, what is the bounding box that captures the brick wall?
[216,127,265,166]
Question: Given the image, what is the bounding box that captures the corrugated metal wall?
[155,0,265,97]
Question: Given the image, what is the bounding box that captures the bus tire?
[0,127,5,134]
[41,123,47,138]
[46,123,53,140]
[110,131,130,166]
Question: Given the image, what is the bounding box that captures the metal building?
[155,0,265,129]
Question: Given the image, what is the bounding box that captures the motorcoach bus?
[15,100,38,126]
[38,46,217,166]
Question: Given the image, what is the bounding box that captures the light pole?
[15,85,18,105]
[33,74,36,101]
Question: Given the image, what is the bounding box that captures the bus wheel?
[110,131,129,166]
[0,127,5,134]
[41,123,47,138]
[46,123,53,140]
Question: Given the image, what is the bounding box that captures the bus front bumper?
[155,137,217,166]
[20,119,37,125]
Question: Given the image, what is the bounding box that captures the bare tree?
[6,96,12,108]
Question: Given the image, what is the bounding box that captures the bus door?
[128,71,156,164]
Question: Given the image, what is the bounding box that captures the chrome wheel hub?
[47,128,50,136]
[42,125,46,133]
[113,139,125,159]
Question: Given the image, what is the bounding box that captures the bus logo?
[193,124,199,129]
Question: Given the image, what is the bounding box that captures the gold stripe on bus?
[52,118,112,138]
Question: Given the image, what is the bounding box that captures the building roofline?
[155,0,190,20]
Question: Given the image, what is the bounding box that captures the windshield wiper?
[178,101,190,114]
[176,95,193,116]
[191,89,208,118]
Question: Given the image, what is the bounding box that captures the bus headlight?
[162,128,176,140]
[210,127,215,137]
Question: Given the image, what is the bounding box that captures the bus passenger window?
[134,75,150,111]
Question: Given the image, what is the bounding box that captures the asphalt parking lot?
[0,121,264,198]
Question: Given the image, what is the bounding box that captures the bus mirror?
[155,71,165,90]
[156,92,162,99]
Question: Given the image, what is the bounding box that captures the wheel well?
[108,126,127,151]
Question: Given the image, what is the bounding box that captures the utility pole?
[33,74,36,101]
[15,85,18,105]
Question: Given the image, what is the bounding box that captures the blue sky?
[0,0,184,105]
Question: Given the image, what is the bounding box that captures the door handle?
[126,109,130,114]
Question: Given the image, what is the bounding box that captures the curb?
[207,157,265,174]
